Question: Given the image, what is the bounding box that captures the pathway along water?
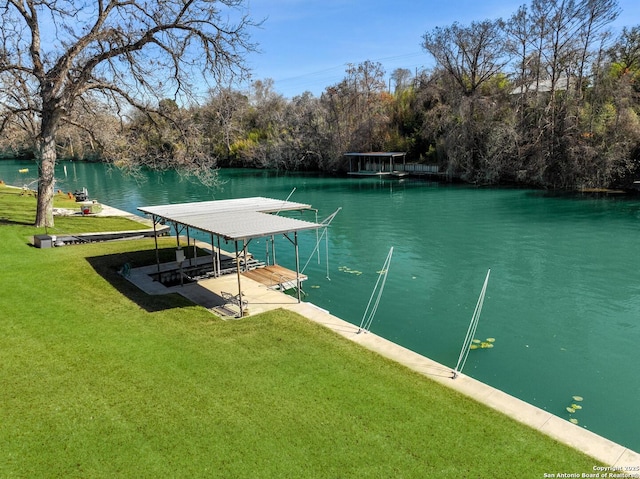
[3,160,639,453]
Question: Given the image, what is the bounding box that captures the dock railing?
[396,163,440,174]
[364,162,440,174]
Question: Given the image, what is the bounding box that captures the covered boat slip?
[138,197,323,317]
[344,152,408,177]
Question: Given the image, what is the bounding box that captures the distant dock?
[344,152,442,179]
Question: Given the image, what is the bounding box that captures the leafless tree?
[422,19,508,99]
[0,0,257,226]
[202,85,249,160]
[390,68,412,93]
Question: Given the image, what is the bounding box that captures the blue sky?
[242,0,640,98]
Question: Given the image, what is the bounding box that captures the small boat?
[18,168,29,173]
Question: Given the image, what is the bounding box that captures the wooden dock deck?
[242,264,307,291]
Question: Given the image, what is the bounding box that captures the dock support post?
[153,215,160,276]
[294,232,301,303]
[217,236,222,277]
[235,240,244,317]
[187,226,193,267]
[211,233,216,277]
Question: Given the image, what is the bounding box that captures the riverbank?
[123,240,640,469]
[62,188,637,467]
[4,163,640,454]
[288,302,640,469]
[0,185,608,477]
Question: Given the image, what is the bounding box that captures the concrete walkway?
[97,204,154,225]
[125,258,640,468]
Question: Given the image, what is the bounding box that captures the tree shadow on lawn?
[0,217,34,226]
[86,248,195,313]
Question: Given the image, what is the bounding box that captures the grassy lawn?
[0,184,150,234]
[0,185,600,478]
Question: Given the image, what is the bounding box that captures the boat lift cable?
[453,269,491,379]
[357,247,394,334]
[265,188,300,266]
[275,187,297,215]
[301,207,342,279]
[315,210,319,267]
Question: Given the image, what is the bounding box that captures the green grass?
[0,186,601,478]
[0,184,149,233]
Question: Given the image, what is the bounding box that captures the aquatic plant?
[470,338,496,350]
[566,396,583,425]
[338,266,363,275]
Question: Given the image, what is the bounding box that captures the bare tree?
[422,19,508,99]
[202,85,249,160]
[574,0,619,96]
[608,25,640,77]
[422,20,510,181]
[0,0,257,226]
[390,68,412,93]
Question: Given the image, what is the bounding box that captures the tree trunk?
[35,115,59,228]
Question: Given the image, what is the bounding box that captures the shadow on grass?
[86,248,195,313]
[0,218,34,226]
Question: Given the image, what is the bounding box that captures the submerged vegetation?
[470,337,496,350]
[567,396,585,425]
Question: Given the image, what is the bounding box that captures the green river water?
[2,160,639,452]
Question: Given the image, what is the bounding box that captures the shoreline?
[30,194,640,468]
[123,239,640,468]
[286,301,640,468]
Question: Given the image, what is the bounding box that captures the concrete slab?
[126,260,300,317]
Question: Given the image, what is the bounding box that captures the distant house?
[510,75,577,95]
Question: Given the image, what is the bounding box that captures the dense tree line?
[3,0,640,205]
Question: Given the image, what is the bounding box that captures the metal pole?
[271,235,276,265]
[265,238,270,266]
[235,240,244,317]
[193,228,198,267]
[153,215,160,276]
[187,226,193,267]
[294,231,301,303]
[211,233,217,277]
[216,235,221,277]
[242,242,248,272]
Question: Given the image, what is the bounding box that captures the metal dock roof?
[138,196,321,241]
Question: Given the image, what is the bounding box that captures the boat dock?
[125,255,302,318]
[242,264,308,291]
[343,152,443,179]
[347,170,409,178]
